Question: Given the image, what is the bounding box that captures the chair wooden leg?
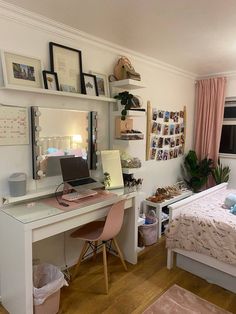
[93,241,98,261]
[113,237,128,271]
[72,241,89,280]
[102,243,109,294]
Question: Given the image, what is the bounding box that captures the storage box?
[34,290,60,314]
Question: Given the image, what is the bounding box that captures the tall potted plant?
[182,150,213,192]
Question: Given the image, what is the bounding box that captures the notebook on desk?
[60,156,104,190]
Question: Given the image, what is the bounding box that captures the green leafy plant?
[103,172,111,188]
[114,91,136,120]
[211,159,230,184]
[182,150,213,192]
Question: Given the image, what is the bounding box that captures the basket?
[138,221,158,246]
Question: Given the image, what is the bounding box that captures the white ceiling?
[4,0,236,76]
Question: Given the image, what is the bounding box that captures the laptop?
[60,156,104,190]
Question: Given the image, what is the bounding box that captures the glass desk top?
[0,188,133,224]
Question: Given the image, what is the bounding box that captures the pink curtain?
[194,77,227,165]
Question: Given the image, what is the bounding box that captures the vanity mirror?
[31,106,97,179]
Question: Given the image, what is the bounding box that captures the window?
[219,99,236,154]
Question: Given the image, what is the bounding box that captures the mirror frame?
[31,106,97,180]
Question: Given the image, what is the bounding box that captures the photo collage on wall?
[149,108,185,161]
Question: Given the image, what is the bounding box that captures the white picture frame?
[90,71,110,97]
[1,51,43,88]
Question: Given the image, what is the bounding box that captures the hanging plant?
[114,91,136,120]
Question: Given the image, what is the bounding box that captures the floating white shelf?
[122,168,142,174]
[110,79,146,90]
[0,85,116,103]
[115,138,144,142]
[112,109,146,117]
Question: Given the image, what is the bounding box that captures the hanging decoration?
[146,103,186,161]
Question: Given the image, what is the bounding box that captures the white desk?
[0,190,138,314]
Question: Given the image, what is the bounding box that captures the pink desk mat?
[42,190,118,211]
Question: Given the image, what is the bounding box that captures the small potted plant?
[103,172,111,189]
[114,91,140,120]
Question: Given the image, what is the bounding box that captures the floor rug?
[143,284,232,314]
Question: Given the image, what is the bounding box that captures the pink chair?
[70,200,128,293]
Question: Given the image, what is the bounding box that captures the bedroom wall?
[0,2,195,280]
[220,75,236,188]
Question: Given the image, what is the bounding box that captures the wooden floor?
[0,239,236,314]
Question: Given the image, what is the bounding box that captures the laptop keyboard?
[69,177,96,186]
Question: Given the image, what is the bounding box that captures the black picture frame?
[49,42,83,93]
[82,73,99,96]
[42,70,59,91]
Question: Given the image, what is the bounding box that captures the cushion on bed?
[230,204,236,215]
[224,193,236,208]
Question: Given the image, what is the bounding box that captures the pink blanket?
[166,189,236,265]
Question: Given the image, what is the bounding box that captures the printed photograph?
[158,137,164,148]
[180,134,185,144]
[13,62,35,81]
[157,123,162,134]
[169,124,175,135]
[164,137,170,146]
[176,136,180,146]
[152,109,158,121]
[174,148,179,158]
[170,111,174,119]
[179,146,184,155]
[163,124,169,135]
[157,149,163,160]
[151,136,158,148]
[169,149,174,159]
[158,110,164,119]
[173,112,179,123]
[151,121,158,133]
[163,150,169,160]
[180,110,184,118]
[164,111,170,122]
[175,124,180,134]
[180,123,185,133]
[170,138,175,148]
[150,148,157,160]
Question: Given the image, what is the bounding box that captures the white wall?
[220,75,236,188]
[0,3,195,272]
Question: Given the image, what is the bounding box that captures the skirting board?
[176,254,236,293]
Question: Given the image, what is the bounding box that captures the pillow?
[230,204,236,215]
[224,193,236,209]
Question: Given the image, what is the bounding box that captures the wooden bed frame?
[167,183,236,293]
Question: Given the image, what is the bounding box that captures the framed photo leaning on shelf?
[42,70,59,91]
[90,71,110,97]
[49,42,83,93]
[1,51,43,88]
[82,73,98,96]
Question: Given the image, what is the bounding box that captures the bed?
[166,183,236,293]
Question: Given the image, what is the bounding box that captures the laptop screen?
[60,157,90,182]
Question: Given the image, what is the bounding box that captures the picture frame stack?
[1,42,110,98]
